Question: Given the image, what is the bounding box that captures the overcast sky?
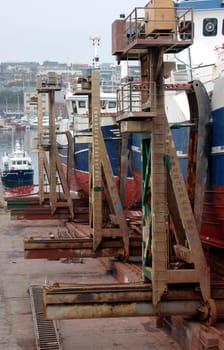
[0,0,144,65]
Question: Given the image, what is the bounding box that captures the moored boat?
[1,140,34,189]
[29,115,49,129]
[0,116,13,131]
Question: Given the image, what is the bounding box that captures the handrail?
[117,81,157,116]
[124,6,193,44]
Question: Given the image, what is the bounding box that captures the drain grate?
[29,285,62,350]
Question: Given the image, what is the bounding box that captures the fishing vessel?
[116,0,224,194]
[57,87,141,208]
[1,140,34,189]
[57,0,224,208]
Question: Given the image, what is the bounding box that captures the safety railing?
[125,6,193,44]
[117,81,157,116]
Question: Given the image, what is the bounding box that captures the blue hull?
[130,125,189,181]
[72,126,188,178]
[1,169,34,189]
[211,106,224,186]
[58,125,141,207]
[73,124,133,177]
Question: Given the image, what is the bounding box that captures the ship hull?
[58,123,188,208]
[201,74,224,248]
[58,124,142,208]
[129,126,189,184]
[1,169,34,189]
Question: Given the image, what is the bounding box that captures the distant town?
[0,60,129,119]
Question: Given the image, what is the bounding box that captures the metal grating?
[29,285,62,350]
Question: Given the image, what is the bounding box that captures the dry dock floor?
[0,203,183,350]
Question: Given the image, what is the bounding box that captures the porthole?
[203,18,217,36]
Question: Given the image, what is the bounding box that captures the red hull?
[62,165,141,209]
[3,184,37,198]
[201,186,224,248]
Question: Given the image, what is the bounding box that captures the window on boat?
[108,101,116,109]
[17,161,22,165]
[23,161,27,165]
[203,18,217,36]
[177,64,186,72]
[78,100,86,109]
[12,161,16,165]
[222,20,224,35]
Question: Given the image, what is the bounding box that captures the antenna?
[90,36,101,68]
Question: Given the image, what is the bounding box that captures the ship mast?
[90,36,100,68]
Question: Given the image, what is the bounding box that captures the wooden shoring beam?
[37,85,45,204]
[90,70,102,245]
[48,89,57,214]
[39,152,50,201]
[37,75,74,220]
[164,116,211,302]
[118,133,129,207]
[64,130,74,190]
[139,51,210,306]
[89,70,129,259]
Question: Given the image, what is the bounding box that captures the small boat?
[0,116,13,131]
[15,120,27,131]
[29,115,49,129]
[1,140,34,189]
[30,115,60,130]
